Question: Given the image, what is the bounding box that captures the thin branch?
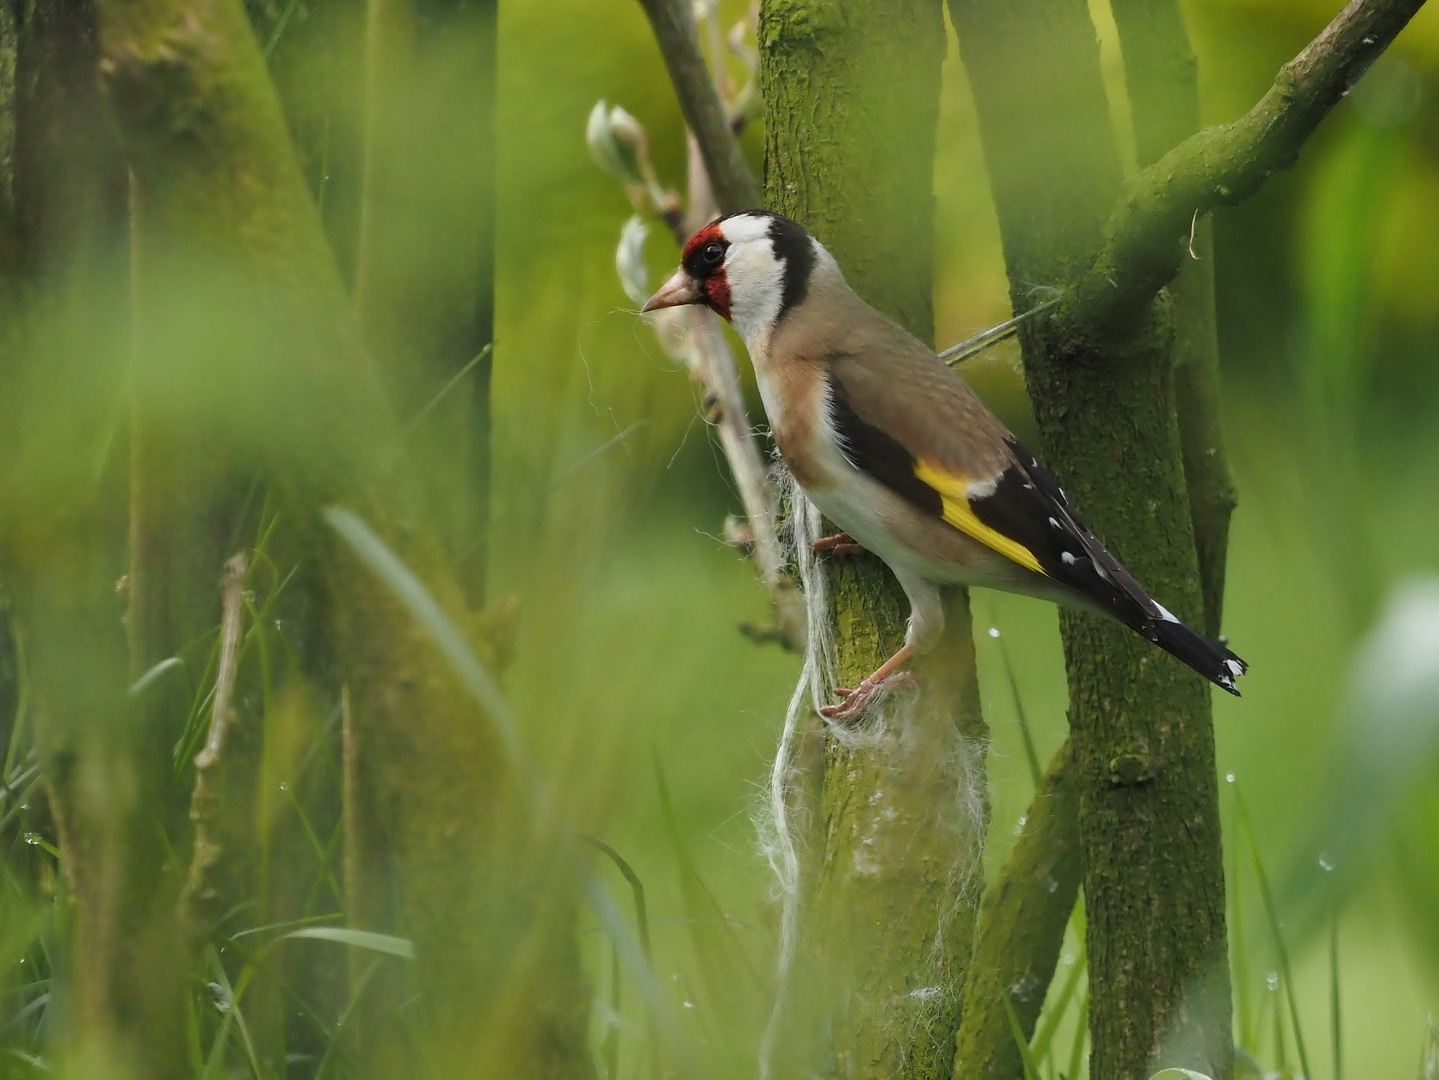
[181,552,248,936]
[1063,0,1427,337]
[635,0,761,213]
[938,297,1061,367]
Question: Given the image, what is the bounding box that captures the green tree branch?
[1062,0,1428,342]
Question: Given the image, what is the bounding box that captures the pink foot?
[812,532,865,558]
[819,671,917,724]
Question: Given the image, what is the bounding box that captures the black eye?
[700,241,725,269]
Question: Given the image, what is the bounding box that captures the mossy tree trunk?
[946,0,1232,1075]
[3,3,198,1076]
[760,2,988,1075]
[348,0,498,1069]
[86,0,593,1075]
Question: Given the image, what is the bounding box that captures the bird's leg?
[819,643,915,723]
[819,571,940,724]
[812,532,865,557]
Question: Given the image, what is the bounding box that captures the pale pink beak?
[642,267,703,312]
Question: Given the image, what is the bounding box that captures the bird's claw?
[819,671,917,724]
[812,532,865,558]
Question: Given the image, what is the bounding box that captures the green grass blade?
[582,867,681,1057]
[282,784,344,913]
[313,956,382,1080]
[262,0,304,59]
[229,913,342,943]
[1031,939,1085,1060]
[1237,791,1311,1079]
[996,628,1042,788]
[1066,990,1088,1080]
[1002,990,1043,1080]
[582,835,661,1080]
[1231,776,1253,1052]
[324,507,528,775]
[203,947,264,1079]
[653,755,767,1006]
[581,834,652,963]
[199,1006,236,1080]
[283,927,415,960]
[406,344,494,434]
[3,632,30,779]
[603,941,621,1080]
[129,656,184,700]
[1421,1017,1439,1080]
[1330,907,1341,1080]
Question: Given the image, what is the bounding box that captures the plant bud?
[614,216,651,307]
[586,101,645,189]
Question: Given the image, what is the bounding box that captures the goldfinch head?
[644,210,819,347]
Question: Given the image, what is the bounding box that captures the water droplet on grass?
[1225,772,1235,783]
[988,627,1000,638]
[1265,971,1279,991]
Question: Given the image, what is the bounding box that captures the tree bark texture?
[953,740,1082,1080]
[11,0,123,280]
[354,0,496,605]
[89,1,594,1075]
[760,2,988,1075]
[946,0,1232,1075]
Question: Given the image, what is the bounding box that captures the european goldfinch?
[644,210,1247,720]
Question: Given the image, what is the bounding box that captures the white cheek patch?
[719,216,786,349]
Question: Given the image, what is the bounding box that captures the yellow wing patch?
[913,461,1046,576]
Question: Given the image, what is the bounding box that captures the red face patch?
[681,220,732,321]
[681,222,725,263]
[704,271,732,321]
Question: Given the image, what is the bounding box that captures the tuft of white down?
[755,470,835,1080]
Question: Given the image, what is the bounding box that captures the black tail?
[1140,615,1248,696]
[978,439,1249,694]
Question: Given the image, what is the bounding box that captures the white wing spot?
[968,475,999,499]
[1153,602,1180,624]
[1048,517,1061,529]
[1061,552,1076,566]
[1224,658,1244,676]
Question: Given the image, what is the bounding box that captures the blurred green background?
[486,0,1439,1072]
